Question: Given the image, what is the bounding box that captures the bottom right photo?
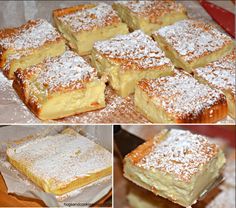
[114,125,235,208]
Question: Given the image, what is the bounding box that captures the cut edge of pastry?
[12,77,106,121]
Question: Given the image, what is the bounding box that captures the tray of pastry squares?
[0,125,112,207]
[0,1,235,124]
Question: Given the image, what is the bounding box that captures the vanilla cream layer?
[91,50,173,97]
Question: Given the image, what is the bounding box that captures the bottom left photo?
[0,125,112,207]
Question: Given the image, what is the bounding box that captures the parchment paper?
[0,1,235,124]
[0,125,112,207]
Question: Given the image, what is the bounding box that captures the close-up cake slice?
[92,30,174,97]
[152,19,234,72]
[13,50,106,120]
[123,129,226,207]
[53,3,129,55]
[194,50,236,119]
[6,128,112,195]
[134,70,228,123]
[0,19,66,79]
[113,0,187,35]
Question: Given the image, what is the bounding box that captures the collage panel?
[114,125,235,208]
[0,0,234,124]
[0,125,112,207]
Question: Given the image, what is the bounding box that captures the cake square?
[6,128,112,195]
[123,129,226,207]
[92,30,174,97]
[13,50,106,120]
[134,70,228,123]
[152,19,234,72]
[113,0,187,35]
[194,50,236,119]
[53,3,129,55]
[0,19,66,79]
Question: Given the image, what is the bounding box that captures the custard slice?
[13,50,106,120]
[0,19,66,79]
[53,3,128,55]
[7,128,112,195]
[124,129,226,207]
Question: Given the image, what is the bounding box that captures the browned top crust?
[115,0,187,21]
[137,70,227,120]
[125,129,220,182]
[0,19,63,53]
[53,3,122,32]
[153,19,233,62]
[194,50,236,98]
[93,30,173,71]
[14,51,99,108]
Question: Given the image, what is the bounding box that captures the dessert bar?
[13,51,106,120]
[0,19,66,79]
[53,3,128,55]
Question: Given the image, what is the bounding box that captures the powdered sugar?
[23,51,97,94]
[138,70,226,120]
[58,3,120,32]
[94,30,172,70]
[155,20,232,62]
[7,131,112,189]
[195,51,236,96]
[0,19,61,51]
[138,129,219,181]
[117,1,186,19]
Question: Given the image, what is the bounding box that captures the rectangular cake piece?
[7,128,112,195]
[113,0,187,35]
[92,30,174,97]
[13,50,106,120]
[123,129,226,207]
[194,50,236,119]
[134,70,228,123]
[152,19,234,72]
[0,19,66,79]
[53,3,129,55]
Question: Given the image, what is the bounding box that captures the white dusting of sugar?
[58,3,120,32]
[0,19,61,51]
[139,70,225,120]
[118,1,186,19]
[24,51,97,93]
[155,20,232,62]
[138,129,219,181]
[94,30,172,70]
[195,51,236,96]
[7,132,112,190]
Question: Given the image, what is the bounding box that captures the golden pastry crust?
[135,70,228,123]
[7,128,112,195]
[13,51,106,120]
[194,50,236,119]
[152,19,234,72]
[0,19,66,79]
